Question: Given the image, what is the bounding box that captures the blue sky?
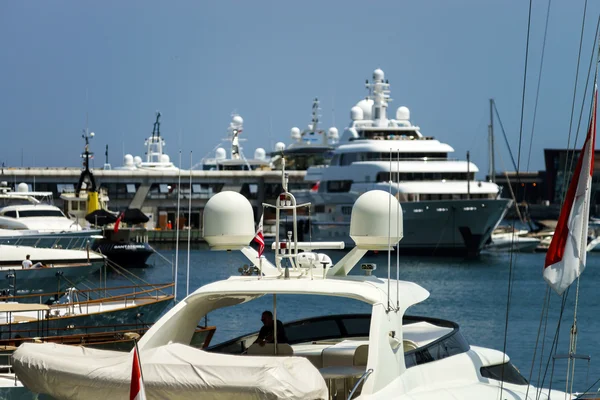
[1,0,599,177]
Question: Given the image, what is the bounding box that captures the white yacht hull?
[309,198,511,256]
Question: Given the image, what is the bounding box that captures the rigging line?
[534,288,552,400]
[502,0,534,387]
[566,15,600,189]
[524,286,550,400]
[525,0,552,173]
[574,374,600,399]
[538,287,571,396]
[516,0,534,174]
[561,0,589,201]
[572,15,600,149]
[492,101,519,172]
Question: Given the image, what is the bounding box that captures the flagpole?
[186,151,192,297]
[174,151,182,302]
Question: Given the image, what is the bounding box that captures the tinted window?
[340,317,370,336]
[285,319,341,343]
[480,362,528,385]
[3,211,17,218]
[326,180,352,193]
[18,210,65,218]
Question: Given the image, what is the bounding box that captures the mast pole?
[489,99,496,183]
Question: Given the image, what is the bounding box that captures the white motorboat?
[305,68,511,256]
[0,183,85,235]
[484,230,541,253]
[12,168,567,399]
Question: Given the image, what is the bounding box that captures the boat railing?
[347,368,373,400]
[0,282,174,308]
[0,235,100,251]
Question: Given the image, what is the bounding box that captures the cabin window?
[159,184,169,194]
[3,211,17,218]
[72,201,79,211]
[314,205,325,213]
[326,180,352,193]
[330,154,341,166]
[480,363,528,385]
[56,184,75,193]
[126,184,137,194]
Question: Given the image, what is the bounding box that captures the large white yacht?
[200,113,271,171]
[11,176,566,399]
[306,69,511,256]
[0,182,84,234]
[271,97,338,172]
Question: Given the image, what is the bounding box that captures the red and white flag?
[130,346,146,400]
[254,214,265,258]
[544,85,597,295]
[114,212,124,234]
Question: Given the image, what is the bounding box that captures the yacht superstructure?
[307,69,511,256]
[200,113,271,171]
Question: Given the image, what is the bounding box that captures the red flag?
[310,181,320,192]
[114,212,124,233]
[254,214,265,258]
[130,346,146,400]
[544,85,597,295]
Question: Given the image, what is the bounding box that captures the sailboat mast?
[489,99,496,183]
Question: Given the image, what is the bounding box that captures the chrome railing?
[347,368,373,400]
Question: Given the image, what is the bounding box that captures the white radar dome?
[124,154,134,166]
[203,191,255,250]
[17,182,29,192]
[327,127,339,139]
[396,106,410,121]
[133,156,142,165]
[356,99,374,120]
[373,68,385,81]
[291,127,301,140]
[275,142,286,152]
[215,147,227,160]
[232,115,244,125]
[350,190,403,249]
[160,154,170,163]
[254,148,266,160]
[350,106,363,121]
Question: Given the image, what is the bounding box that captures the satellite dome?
[351,106,364,121]
[356,99,374,120]
[327,127,339,139]
[203,191,255,250]
[275,142,286,152]
[232,115,244,125]
[254,148,266,160]
[124,154,134,166]
[160,154,170,163]
[133,156,142,165]
[17,182,29,193]
[373,68,385,81]
[291,127,301,140]
[215,147,227,160]
[396,106,410,121]
[350,190,403,249]
[307,124,313,132]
